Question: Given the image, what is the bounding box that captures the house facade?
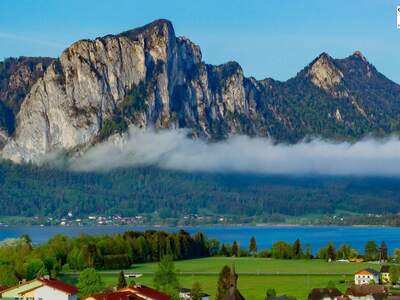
[0,277,78,300]
[354,269,380,285]
[380,266,391,284]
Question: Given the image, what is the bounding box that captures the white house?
[354,269,380,285]
[0,276,78,300]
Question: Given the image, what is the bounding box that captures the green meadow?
[60,257,379,300]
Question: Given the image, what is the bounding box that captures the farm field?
[60,257,379,300]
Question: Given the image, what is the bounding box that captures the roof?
[86,290,142,300]
[355,268,380,276]
[38,277,78,294]
[346,284,387,298]
[381,265,391,273]
[86,285,170,300]
[127,285,171,300]
[0,279,42,297]
[308,288,342,300]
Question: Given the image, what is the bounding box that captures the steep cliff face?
[2,19,400,163]
[0,56,54,137]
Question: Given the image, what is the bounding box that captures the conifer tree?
[232,241,239,257]
[249,236,257,254]
[293,239,302,258]
[216,265,231,300]
[380,241,388,262]
[117,270,127,289]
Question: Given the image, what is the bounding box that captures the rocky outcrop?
[0,128,7,149]
[2,20,400,163]
[0,56,54,136]
[306,53,345,97]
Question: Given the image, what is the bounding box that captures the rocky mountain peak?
[351,50,368,62]
[306,52,344,93]
[335,51,378,82]
[2,20,400,163]
[118,19,174,40]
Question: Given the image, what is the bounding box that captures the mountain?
[1,19,400,163]
[2,160,400,222]
[0,56,54,147]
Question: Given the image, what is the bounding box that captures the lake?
[1,225,400,254]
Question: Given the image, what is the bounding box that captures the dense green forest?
[1,161,400,219]
[0,230,214,285]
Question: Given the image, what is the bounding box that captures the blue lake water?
[1,225,400,254]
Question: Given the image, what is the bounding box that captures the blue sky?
[1,0,399,82]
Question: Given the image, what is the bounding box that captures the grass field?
[60,257,380,300]
[123,257,379,274]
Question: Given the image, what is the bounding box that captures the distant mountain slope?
[1,161,400,219]
[1,20,400,162]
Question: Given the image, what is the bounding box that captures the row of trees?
[218,237,391,261]
[0,230,216,287]
[0,232,396,289]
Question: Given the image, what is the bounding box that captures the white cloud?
[70,127,400,176]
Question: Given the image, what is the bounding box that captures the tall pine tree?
[380,241,388,262]
[293,239,302,258]
[117,270,127,289]
[215,265,231,300]
[232,241,239,257]
[249,236,257,255]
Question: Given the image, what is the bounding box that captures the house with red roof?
[84,284,171,300]
[0,276,78,300]
[354,268,380,285]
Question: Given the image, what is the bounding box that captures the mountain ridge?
[1,19,400,163]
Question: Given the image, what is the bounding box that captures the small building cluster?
[354,266,396,285]
[307,285,388,300]
[307,266,399,300]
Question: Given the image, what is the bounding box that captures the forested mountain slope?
[1,161,400,219]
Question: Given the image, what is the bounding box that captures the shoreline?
[0,223,396,229]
